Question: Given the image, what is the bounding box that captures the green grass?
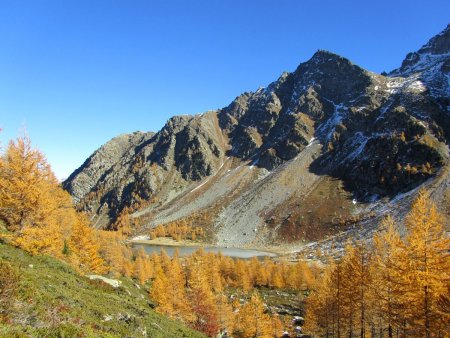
[0,242,205,338]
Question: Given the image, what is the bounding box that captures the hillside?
[0,239,204,338]
[64,24,450,248]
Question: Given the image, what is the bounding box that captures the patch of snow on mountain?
[317,101,347,141]
[407,80,427,92]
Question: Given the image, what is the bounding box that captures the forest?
[0,135,449,338]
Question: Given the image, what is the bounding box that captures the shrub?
[0,259,18,321]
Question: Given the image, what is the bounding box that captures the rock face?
[64,25,450,244]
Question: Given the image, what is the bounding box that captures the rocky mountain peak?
[391,24,450,76]
[64,27,450,244]
[307,49,349,64]
[421,24,450,54]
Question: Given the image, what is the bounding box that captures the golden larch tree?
[370,216,410,338]
[404,191,450,338]
[149,266,171,315]
[69,214,106,274]
[0,135,76,257]
[133,247,153,284]
[341,241,372,337]
[188,261,219,336]
[234,292,272,338]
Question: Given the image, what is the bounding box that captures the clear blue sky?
[0,0,448,180]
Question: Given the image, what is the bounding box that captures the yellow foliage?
[149,221,204,242]
[234,293,272,338]
[69,214,106,274]
[0,135,74,256]
[304,191,450,338]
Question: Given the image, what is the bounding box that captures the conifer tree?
[342,242,372,337]
[114,208,132,236]
[134,248,153,284]
[404,191,450,338]
[97,230,128,275]
[0,135,72,256]
[0,135,51,231]
[188,262,219,336]
[234,292,272,338]
[215,293,235,336]
[69,214,106,274]
[304,275,331,336]
[150,267,171,315]
[166,256,191,320]
[235,259,251,291]
[371,216,410,338]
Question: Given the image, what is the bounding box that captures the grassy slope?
[0,242,204,338]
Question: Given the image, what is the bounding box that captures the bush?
[0,259,18,321]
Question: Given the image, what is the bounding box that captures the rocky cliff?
[64,25,450,246]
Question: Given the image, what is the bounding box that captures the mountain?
[64,25,450,248]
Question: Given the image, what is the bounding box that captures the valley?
[0,15,448,338]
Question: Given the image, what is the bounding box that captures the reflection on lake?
[132,243,276,259]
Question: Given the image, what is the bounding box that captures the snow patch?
[132,235,149,241]
[344,132,369,162]
[316,100,347,141]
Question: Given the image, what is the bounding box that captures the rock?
[63,25,450,248]
[87,275,122,288]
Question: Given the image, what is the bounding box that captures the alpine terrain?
[64,24,450,252]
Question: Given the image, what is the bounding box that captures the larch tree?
[69,214,106,274]
[215,293,235,336]
[235,259,251,291]
[328,259,345,338]
[165,256,191,320]
[404,191,450,338]
[370,216,410,338]
[97,231,125,275]
[133,248,153,284]
[204,253,223,292]
[304,260,342,337]
[342,242,372,338]
[113,207,132,236]
[0,135,75,257]
[149,267,171,316]
[188,262,219,336]
[0,135,50,231]
[234,292,272,338]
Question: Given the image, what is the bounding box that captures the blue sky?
[0,0,449,180]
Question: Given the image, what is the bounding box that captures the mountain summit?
[64,25,450,247]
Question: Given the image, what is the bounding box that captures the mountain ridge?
[64,24,450,247]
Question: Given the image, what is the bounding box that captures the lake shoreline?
[130,237,290,254]
[129,237,282,258]
[129,237,202,247]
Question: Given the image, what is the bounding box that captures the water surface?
[132,243,276,259]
